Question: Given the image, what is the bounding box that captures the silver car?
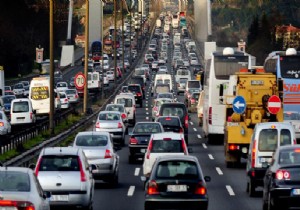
[152,98,173,121]
[0,110,11,135]
[34,147,94,210]
[73,131,119,186]
[95,111,127,146]
[65,89,79,104]
[105,103,129,123]
[0,166,50,210]
[177,77,188,95]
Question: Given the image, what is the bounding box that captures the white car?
[59,91,70,109]
[190,57,199,65]
[106,71,115,82]
[103,73,109,86]
[142,132,189,177]
[103,62,110,70]
[0,110,11,135]
[13,83,25,97]
[56,82,68,92]
[65,89,79,104]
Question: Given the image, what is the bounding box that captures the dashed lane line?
[197,134,201,139]
[127,186,135,196]
[145,108,148,111]
[190,122,194,125]
[146,117,149,120]
[134,168,140,176]
[146,112,149,115]
[226,185,235,196]
[208,154,214,160]
[216,167,223,175]
[193,128,197,131]
[202,143,207,149]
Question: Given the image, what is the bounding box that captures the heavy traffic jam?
[1,8,300,210]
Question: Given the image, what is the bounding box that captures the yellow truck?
[222,68,283,167]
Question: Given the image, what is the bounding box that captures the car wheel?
[248,179,256,197]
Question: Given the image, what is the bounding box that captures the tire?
[109,173,119,188]
[248,179,256,197]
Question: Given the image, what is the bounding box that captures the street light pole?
[121,0,125,75]
[84,0,90,114]
[49,0,54,135]
[114,0,117,86]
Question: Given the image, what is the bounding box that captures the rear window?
[156,161,198,179]
[99,112,120,121]
[130,78,143,86]
[0,171,30,192]
[135,69,145,76]
[106,105,124,112]
[156,79,163,84]
[134,123,162,133]
[160,106,186,118]
[155,86,170,93]
[157,93,172,99]
[13,101,29,113]
[75,135,108,147]
[128,85,141,92]
[188,81,200,88]
[258,129,292,151]
[116,98,133,107]
[152,140,183,153]
[179,78,188,83]
[65,89,77,95]
[279,149,300,165]
[157,117,180,127]
[39,155,80,171]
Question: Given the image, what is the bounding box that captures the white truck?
[88,72,102,93]
[173,33,181,46]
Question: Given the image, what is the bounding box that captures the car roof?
[76,131,110,137]
[42,147,80,156]
[135,122,162,126]
[99,111,121,115]
[156,155,198,162]
[0,166,33,173]
[255,122,294,129]
[151,132,184,140]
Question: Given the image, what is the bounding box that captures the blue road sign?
[232,96,246,114]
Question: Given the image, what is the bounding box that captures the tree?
[247,16,259,46]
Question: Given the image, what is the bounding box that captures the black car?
[144,155,210,210]
[158,103,189,144]
[128,84,143,107]
[151,50,158,60]
[262,145,300,210]
[156,116,184,133]
[128,122,164,163]
[128,76,145,97]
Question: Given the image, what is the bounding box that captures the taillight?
[121,113,127,119]
[147,180,159,195]
[146,139,153,159]
[184,115,189,128]
[0,200,35,210]
[137,92,142,96]
[251,140,256,169]
[64,98,68,102]
[195,182,206,195]
[294,139,297,144]
[78,157,87,182]
[105,149,112,159]
[191,98,196,104]
[118,122,122,128]
[34,157,42,176]
[181,138,187,154]
[229,144,239,151]
[30,112,33,119]
[129,137,138,144]
[75,94,78,98]
[179,127,184,133]
[95,122,100,128]
[208,107,212,125]
[153,106,158,111]
[276,170,290,180]
[0,122,4,127]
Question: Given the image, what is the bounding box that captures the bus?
[29,77,60,116]
[91,41,102,65]
[264,48,300,113]
[202,47,255,144]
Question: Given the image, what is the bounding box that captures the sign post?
[36,47,44,64]
[232,96,246,114]
[267,95,281,114]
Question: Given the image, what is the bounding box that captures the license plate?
[0,207,16,210]
[260,157,272,163]
[292,189,300,195]
[167,185,187,192]
[50,195,69,201]
[141,149,146,153]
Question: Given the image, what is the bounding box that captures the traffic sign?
[74,72,85,90]
[232,96,246,114]
[267,95,281,114]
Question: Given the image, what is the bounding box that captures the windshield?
[39,155,80,171]
[106,105,124,112]
[135,70,145,76]
[116,98,133,107]
[2,96,15,103]
[284,112,300,120]
[280,56,300,79]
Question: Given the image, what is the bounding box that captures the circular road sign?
[74,72,85,90]
[267,95,281,114]
[232,96,246,114]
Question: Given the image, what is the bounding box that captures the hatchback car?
[0,95,16,115]
[59,91,70,109]
[65,89,79,104]
[13,83,25,98]
[144,155,210,210]
[263,145,300,210]
[34,147,94,210]
[128,122,164,163]
[73,131,119,186]
[0,110,11,135]
[0,166,50,210]
[142,132,189,177]
[105,103,128,122]
[95,111,127,146]
[156,116,184,133]
[56,82,68,92]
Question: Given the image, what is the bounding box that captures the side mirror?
[29,163,36,170]
[43,191,51,199]
[128,132,133,136]
[204,176,211,182]
[140,176,146,182]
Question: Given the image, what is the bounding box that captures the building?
[276,24,300,49]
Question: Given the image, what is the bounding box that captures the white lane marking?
[197,134,201,139]
[146,117,149,120]
[190,122,194,125]
[146,112,149,115]
[216,167,223,175]
[146,98,148,100]
[226,185,235,196]
[134,168,140,176]
[193,128,197,131]
[127,186,135,196]
[145,108,148,111]
[202,143,207,149]
[208,154,214,160]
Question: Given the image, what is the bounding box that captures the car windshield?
[161,107,185,118]
[134,123,162,133]
[152,140,183,153]
[99,113,120,121]
[135,70,145,76]
[38,155,80,171]
[14,84,23,89]
[158,93,172,99]
[57,83,67,87]
[65,89,76,94]
[0,171,30,192]
[75,135,108,147]
[156,99,171,107]
[106,105,124,112]
[180,78,188,84]
[156,161,198,179]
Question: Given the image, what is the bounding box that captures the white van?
[152,74,173,95]
[114,93,136,125]
[246,122,296,196]
[10,98,36,125]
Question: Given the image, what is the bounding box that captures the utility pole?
[121,0,125,74]
[49,0,54,135]
[84,0,89,114]
[114,0,117,86]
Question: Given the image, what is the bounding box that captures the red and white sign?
[36,48,44,63]
[74,72,86,90]
[267,95,281,114]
